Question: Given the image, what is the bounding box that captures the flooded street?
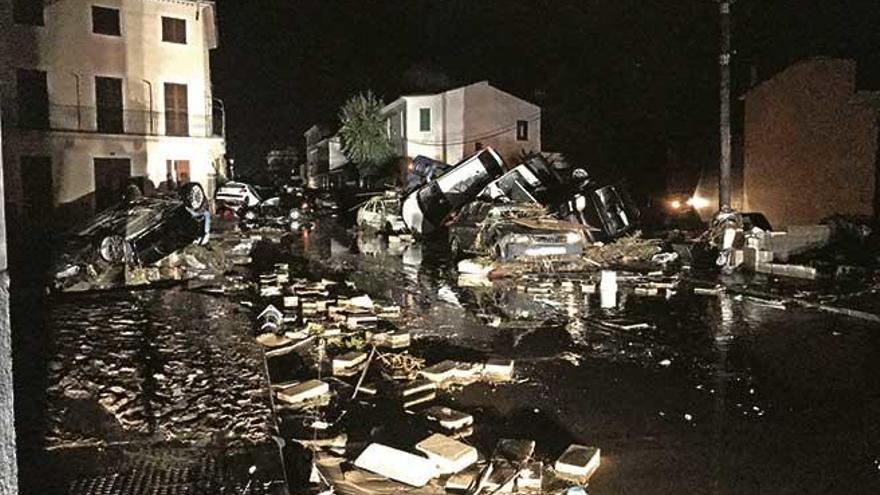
[289,220,880,494]
[14,218,880,495]
[13,282,285,494]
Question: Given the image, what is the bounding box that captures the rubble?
[276,379,331,406]
[554,444,601,480]
[353,443,439,487]
[415,433,479,474]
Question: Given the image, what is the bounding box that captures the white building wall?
[461,81,540,166]
[0,0,225,214]
[402,94,446,163]
[388,81,541,168]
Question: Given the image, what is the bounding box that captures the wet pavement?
[13,280,285,493]
[13,216,880,494]
[288,220,880,494]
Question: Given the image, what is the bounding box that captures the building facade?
[743,58,879,227]
[0,0,226,223]
[382,81,541,167]
[303,124,347,189]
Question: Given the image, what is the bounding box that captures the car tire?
[180,182,207,211]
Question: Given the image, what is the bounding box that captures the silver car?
[357,194,407,233]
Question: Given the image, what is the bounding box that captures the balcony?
[1,98,224,138]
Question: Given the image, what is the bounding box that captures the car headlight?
[99,235,127,263]
[289,210,302,220]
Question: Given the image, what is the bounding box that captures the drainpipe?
[441,92,447,164]
[71,72,81,130]
[142,79,153,135]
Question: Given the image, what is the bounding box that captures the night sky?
[211,0,880,195]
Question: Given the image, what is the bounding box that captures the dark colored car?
[52,184,208,291]
[447,201,587,261]
[558,184,640,242]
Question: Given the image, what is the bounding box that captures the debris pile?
[248,262,603,494]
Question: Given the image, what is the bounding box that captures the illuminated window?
[516,120,529,141]
[92,6,121,36]
[419,108,431,132]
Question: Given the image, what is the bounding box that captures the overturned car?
[402,148,505,235]
[52,184,210,292]
[447,201,588,261]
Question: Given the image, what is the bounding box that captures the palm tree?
[339,91,396,182]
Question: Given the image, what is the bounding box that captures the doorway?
[94,158,131,212]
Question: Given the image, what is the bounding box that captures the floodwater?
[13,216,880,494]
[288,220,880,494]
[13,284,285,494]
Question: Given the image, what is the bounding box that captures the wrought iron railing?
[2,98,224,138]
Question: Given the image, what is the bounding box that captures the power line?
[400,111,542,146]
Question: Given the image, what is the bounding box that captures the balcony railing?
[2,98,224,138]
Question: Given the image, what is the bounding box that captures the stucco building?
[382,81,541,167]
[742,58,879,227]
[0,0,226,223]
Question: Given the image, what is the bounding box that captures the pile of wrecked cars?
[357,147,640,264]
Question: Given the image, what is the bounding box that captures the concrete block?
[276,379,329,405]
[398,378,436,397]
[424,406,474,431]
[518,461,543,490]
[404,391,436,409]
[332,351,367,375]
[755,262,819,280]
[354,443,438,486]
[445,464,483,492]
[554,444,600,479]
[419,360,461,383]
[415,433,478,474]
[346,315,378,330]
[483,359,514,381]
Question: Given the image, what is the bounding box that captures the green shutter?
[419,108,431,132]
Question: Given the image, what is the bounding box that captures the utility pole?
[0,101,18,495]
[719,0,732,209]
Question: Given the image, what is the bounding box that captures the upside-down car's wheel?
[179,182,207,211]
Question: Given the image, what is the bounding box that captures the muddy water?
[14,285,283,494]
[292,221,880,494]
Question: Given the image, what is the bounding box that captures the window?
[96,76,124,133]
[419,108,431,132]
[162,16,186,44]
[13,0,43,26]
[516,120,529,141]
[16,69,49,129]
[164,83,189,136]
[92,6,121,36]
[166,160,190,183]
